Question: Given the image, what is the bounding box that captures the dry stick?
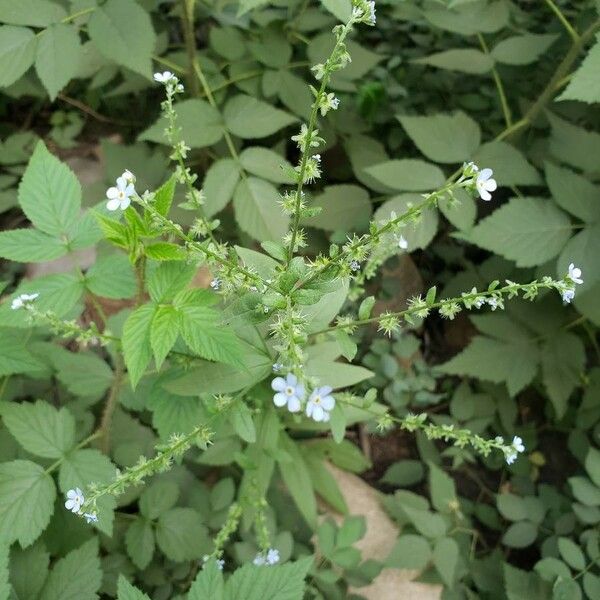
[98,357,125,454]
[181,0,201,97]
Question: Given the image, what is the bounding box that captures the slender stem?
[180,0,201,97]
[544,0,579,43]
[313,280,558,335]
[44,431,102,474]
[135,257,146,306]
[62,6,96,24]
[478,33,512,127]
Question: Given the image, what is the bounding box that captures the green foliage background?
[0,0,600,599]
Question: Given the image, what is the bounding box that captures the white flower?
[562,288,575,304]
[11,293,39,310]
[210,278,221,290]
[475,168,497,201]
[253,554,266,566]
[84,512,98,524]
[271,374,305,412]
[568,263,583,285]
[106,174,136,211]
[272,363,283,373]
[505,436,525,465]
[398,235,408,250]
[154,71,175,83]
[350,260,360,271]
[306,386,335,422]
[65,488,84,513]
[216,559,224,570]
[266,548,280,565]
[367,1,376,24]
[487,298,498,310]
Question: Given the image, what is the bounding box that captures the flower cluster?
[271,375,336,422]
[560,263,584,303]
[10,292,38,310]
[504,436,526,465]
[253,548,280,566]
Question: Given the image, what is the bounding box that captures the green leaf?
[474,141,542,186]
[470,197,571,267]
[122,304,155,389]
[386,534,431,570]
[305,359,374,389]
[497,493,528,521]
[398,112,481,164]
[233,177,289,241]
[117,575,151,600]
[336,516,366,547]
[381,460,424,487]
[239,147,295,184]
[19,141,81,236]
[502,521,538,548]
[86,253,137,299]
[320,0,352,21]
[541,332,586,418]
[545,162,600,222]
[304,452,348,514]
[557,222,600,292]
[0,332,45,376]
[224,95,297,138]
[428,462,457,513]
[223,557,313,600]
[504,563,551,600]
[39,538,102,600]
[302,184,372,231]
[179,305,242,367]
[1,400,75,459]
[557,537,586,570]
[0,0,66,26]
[441,335,539,397]
[433,537,459,586]
[150,305,179,368]
[585,447,600,488]
[553,578,582,600]
[52,350,114,399]
[558,33,600,103]
[9,542,50,600]
[0,460,56,547]
[125,519,155,570]
[155,508,210,562]
[35,24,81,100]
[402,505,447,539]
[365,159,445,192]
[145,242,184,261]
[153,175,177,217]
[548,113,600,174]
[424,1,509,35]
[88,0,156,78]
[189,559,225,600]
[569,476,600,506]
[147,262,195,304]
[140,480,179,520]
[231,402,257,443]
[0,26,37,87]
[140,99,224,148]
[414,48,494,74]
[203,158,241,217]
[0,227,67,262]
[278,435,317,528]
[491,34,559,65]
[0,542,8,600]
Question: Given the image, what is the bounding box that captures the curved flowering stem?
[314,275,581,336]
[285,2,376,263]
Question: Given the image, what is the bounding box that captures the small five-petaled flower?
[106,171,136,211]
[253,548,280,566]
[271,374,304,413]
[475,168,497,201]
[65,488,85,513]
[505,435,525,465]
[306,386,335,422]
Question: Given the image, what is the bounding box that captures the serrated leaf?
[545,162,600,222]
[86,253,136,299]
[1,400,75,459]
[203,158,241,217]
[414,48,494,74]
[470,197,571,267]
[150,306,179,368]
[0,25,37,87]
[223,557,313,600]
[153,175,176,217]
[35,24,81,100]
[9,542,49,600]
[39,538,101,600]
[233,177,289,242]
[0,0,66,26]
[548,113,600,174]
[125,519,155,571]
[0,460,56,547]
[398,112,481,164]
[365,159,445,191]
[559,33,600,103]
[491,33,559,66]
[122,304,155,389]
[440,335,539,397]
[474,141,541,186]
[189,559,225,600]
[231,402,257,443]
[0,228,67,262]
[0,332,45,376]
[117,575,151,600]
[224,95,297,138]
[88,0,156,78]
[155,508,210,562]
[302,184,372,231]
[147,262,195,304]
[139,99,224,148]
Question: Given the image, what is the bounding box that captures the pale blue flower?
[65,488,84,513]
[271,374,304,413]
[306,386,335,422]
